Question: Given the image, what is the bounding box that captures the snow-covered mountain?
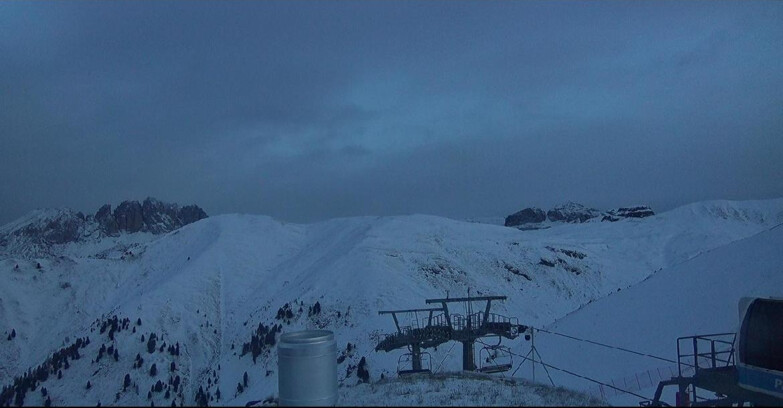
[1,198,781,406]
[0,198,207,259]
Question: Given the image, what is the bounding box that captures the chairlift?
[397,351,432,375]
[478,343,513,374]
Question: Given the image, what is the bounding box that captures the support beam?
[426,295,506,304]
[462,340,476,371]
[378,307,445,315]
[412,343,422,371]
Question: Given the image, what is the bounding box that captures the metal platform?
[646,333,783,407]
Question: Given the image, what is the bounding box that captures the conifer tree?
[147,335,157,354]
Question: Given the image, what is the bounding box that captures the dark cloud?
[1,1,781,224]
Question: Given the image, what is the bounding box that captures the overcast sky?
[1,1,781,225]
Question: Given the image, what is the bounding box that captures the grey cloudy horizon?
[1,1,782,225]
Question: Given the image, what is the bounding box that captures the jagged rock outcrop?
[141,198,180,234]
[505,202,655,228]
[114,201,144,233]
[97,198,208,235]
[0,198,208,257]
[601,206,655,222]
[504,208,546,227]
[178,205,208,226]
[95,204,119,235]
[41,212,85,245]
[546,202,600,224]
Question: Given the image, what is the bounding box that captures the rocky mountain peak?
[601,206,656,222]
[505,202,655,228]
[504,208,547,227]
[97,197,208,236]
[0,198,208,257]
[546,202,601,224]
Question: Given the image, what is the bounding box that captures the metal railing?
[426,313,452,329]
[449,312,518,332]
[421,312,518,333]
[676,332,736,377]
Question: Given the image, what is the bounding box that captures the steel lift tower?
[376,291,523,374]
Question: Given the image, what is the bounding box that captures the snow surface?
[527,221,783,406]
[338,372,602,406]
[1,198,782,406]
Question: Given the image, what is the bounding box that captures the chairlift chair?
[478,343,513,374]
[397,351,433,375]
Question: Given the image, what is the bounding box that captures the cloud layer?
[1,1,782,224]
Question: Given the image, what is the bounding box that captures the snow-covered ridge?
[0,197,781,406]
[0,198,207,259]
[666,197,783,223]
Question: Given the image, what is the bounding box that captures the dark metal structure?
[478,341,513,374]
[376,307,448,375]
[646,297,783,407]
[375,292,523,374]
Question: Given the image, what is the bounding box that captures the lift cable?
[503,346,653,401]
[534,328,679,365]
[434,340,458,374]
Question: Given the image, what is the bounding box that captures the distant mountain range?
[0,197,781,406]
[0,198,207,258]
[503,201,655,229]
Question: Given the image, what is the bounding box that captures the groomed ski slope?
[0,198,781,406]
[528,222,783,406]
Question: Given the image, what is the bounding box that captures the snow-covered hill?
[529,218,783,406]
[1,198,781,406]
[0,198,207,259]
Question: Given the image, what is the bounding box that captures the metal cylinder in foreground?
[278,330,338,406]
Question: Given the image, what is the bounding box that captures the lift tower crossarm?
[378,307,445,334]
[427,295,506,329]
[425,295,507,303]
[378,307,445,314]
